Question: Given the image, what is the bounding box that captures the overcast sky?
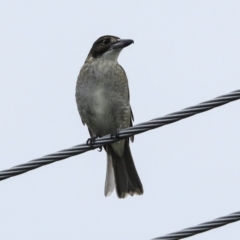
[0,1,239,239]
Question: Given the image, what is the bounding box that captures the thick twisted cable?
[0,89,239,181]
[153,211,240,240]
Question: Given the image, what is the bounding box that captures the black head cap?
[88,35,134,58]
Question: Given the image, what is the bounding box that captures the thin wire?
[0,89,239,181]
[152,211,240,240]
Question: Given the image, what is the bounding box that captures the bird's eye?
[102,39,110,45]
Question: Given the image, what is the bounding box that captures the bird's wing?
[129,107,134,142]
[119,64,134,142]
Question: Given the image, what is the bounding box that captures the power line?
[152,211,240,240]
[0,89,239,181]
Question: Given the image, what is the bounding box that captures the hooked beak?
[112,39,134,50]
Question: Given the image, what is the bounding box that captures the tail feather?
[105,140,143,198]
[124,142,143,195]
[104,148,115,196]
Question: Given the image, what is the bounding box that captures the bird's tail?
[105,140,143,198]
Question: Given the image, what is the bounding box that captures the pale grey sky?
[0,1,239,239]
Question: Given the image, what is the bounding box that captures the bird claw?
[111,129,121,142]
[97,146,103,152]
[86,136,102,152]
[86,136,98,148]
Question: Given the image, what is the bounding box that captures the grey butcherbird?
[76,35,143,198]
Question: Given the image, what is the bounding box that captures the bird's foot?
[111,129,121,142]
[86,136,98,148]
[86,136,102,152]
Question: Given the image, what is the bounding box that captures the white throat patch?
[101,49,122,62]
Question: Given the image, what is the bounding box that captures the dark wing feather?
[119,65,134,142]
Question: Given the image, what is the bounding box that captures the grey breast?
[76,59,131,137]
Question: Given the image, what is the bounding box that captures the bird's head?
[86,35,134,62]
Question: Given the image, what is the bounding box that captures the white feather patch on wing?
[104,146,115,196]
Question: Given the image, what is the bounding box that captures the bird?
[75,35,143,198]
